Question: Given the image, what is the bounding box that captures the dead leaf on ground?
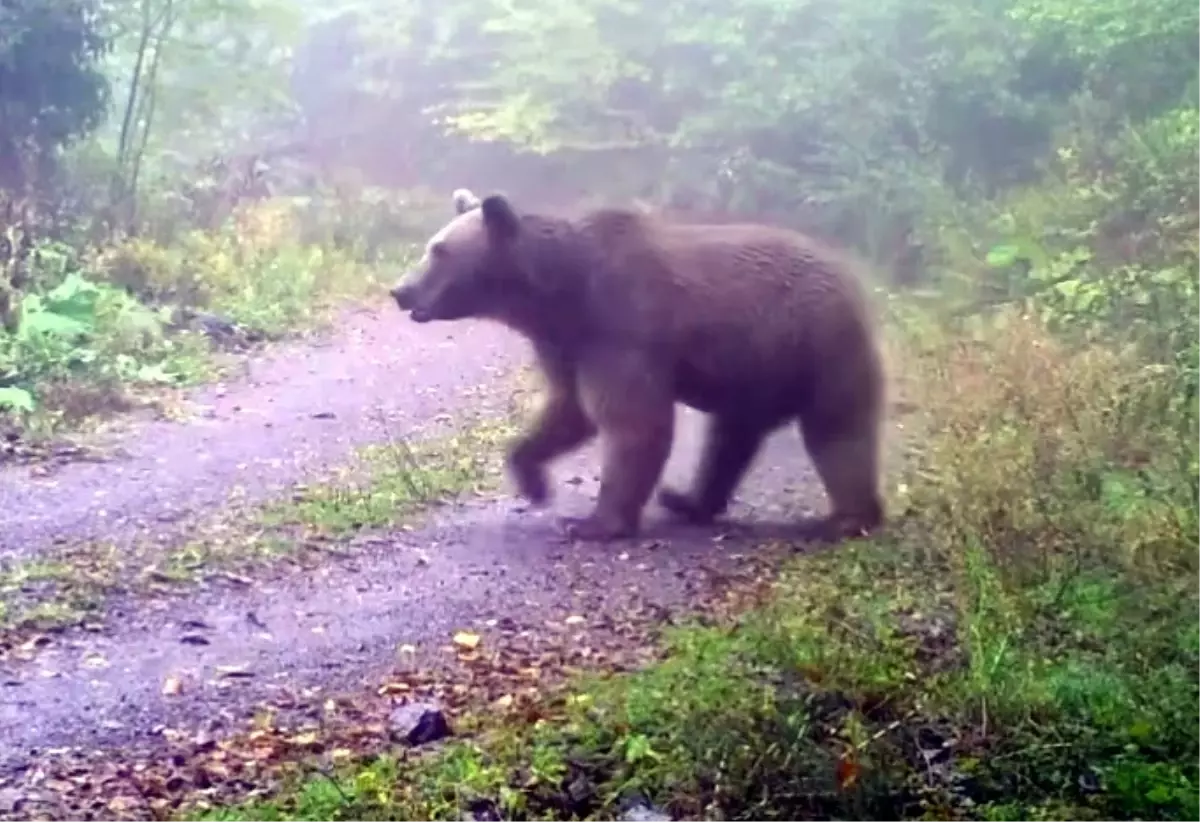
[215,665,255,679]
[453,630,481,650]
[162,676,183,696]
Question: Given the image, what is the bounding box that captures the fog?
[0,1,1196,818]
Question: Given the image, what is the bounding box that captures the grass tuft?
[205,311,1198,822]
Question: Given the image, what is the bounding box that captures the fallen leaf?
[215,664,255,679]
[162,676,183,696]
[836,757,860,790]
[107,796,139,814]
[453,630,481,650]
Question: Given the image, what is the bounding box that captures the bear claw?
[657,488,718,524]
[507,454,550,506]
[559,514,635,543]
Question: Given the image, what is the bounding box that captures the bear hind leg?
[658,414,768,524]
[797,411,884,541]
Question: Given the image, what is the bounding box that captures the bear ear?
[480,195,520,242]
[452,188,481,215]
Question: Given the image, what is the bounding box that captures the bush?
[204,310,1198,822]
[92,198,387,332]
[897,310,1196,584]
[0,265,209,427]
[1,195,411,433]
[928,104,1198,385]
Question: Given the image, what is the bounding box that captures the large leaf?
[0,386,36,414]
[42,273,103,324]
[18,301,92,339]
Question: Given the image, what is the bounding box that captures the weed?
[260,419,512,536]
[206,314,1198,821]
[1,198,410,437]
[0,413,518,653]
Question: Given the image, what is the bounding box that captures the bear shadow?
[489,504,838,556]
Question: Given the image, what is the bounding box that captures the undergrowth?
[204,310,1198,822]
[0,413,516,648]
[0,196,410,438]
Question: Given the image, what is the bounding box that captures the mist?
[0,0,1196,819]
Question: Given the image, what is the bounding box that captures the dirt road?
[0,300,827,805]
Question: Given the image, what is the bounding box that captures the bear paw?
[506,452,550,506]
[559,513,636,543]
[657,487,718,525]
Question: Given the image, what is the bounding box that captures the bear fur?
[390,188,886,543]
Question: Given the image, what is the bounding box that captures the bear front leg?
[658,414,768,524]
[507,390,597,505]
[507,346,597,506]
[562,352,675,542]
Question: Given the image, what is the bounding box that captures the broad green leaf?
[985,245,1022,268]
[0,386,36,414]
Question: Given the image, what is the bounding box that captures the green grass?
[258,424,509,536]
[201,542,1196,821]
[0,414,517,651]
[198,314,1199,822]
[2,198,415,439]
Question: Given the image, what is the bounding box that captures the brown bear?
[390,188,886,543]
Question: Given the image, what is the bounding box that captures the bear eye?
[430,242,449,259]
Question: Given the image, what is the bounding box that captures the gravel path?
[0,303,521,560]
[0,299,829,790]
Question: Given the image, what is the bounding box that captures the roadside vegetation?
[0,413,518,654]
[2,0,1196,819]
[201,313,1199,821]
[0,1,455,442]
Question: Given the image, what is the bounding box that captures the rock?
[172,308,265,349]
[459,799,502,821]
[620,799,672,821]
[192,311,237,339]
[389,701,451,746]
[0,788,25,814]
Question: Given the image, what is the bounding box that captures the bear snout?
[390,282,417,310]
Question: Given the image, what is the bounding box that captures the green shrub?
[1,194,413,432]
[0,265,209,426]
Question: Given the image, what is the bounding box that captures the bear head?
[389,188,526,324]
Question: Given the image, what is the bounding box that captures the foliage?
[928,100,1198,409]
[0,243,206,424]
[0,0,111,192]
[2,0,1197,816]
[208,315,1198,822]
[95,0,306,232]
[1007,0,1199,117]
[0,198,392,431]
